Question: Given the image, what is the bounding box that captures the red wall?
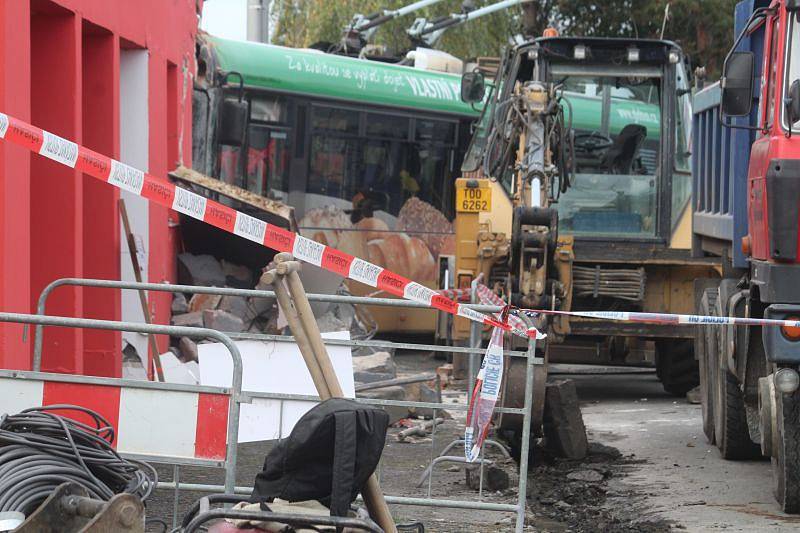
[0,0,199,375]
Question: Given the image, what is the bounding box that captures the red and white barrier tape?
[0,113,540,339]
[520,309,800,329]
[465,327,505,462]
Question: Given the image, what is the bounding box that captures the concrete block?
[188,293,222,313]
[218,295,250,321]
[356,386,406,424]
[171,293,189,314]
[543,379,588,460]
[203,309,245,333]
[352,351,396,376]
[171,311,204,328]
[177,253,226,287]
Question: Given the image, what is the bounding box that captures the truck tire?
[713,294,760,460]
[655,339,698,396]
[698,287,718,444]
[774,389,800,513]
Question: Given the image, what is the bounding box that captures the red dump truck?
[693,0,800,512]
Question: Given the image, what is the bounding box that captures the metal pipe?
[155,481,519,512]
[32,277,503,370]
[0,312,243,495]
[355,373,436,392]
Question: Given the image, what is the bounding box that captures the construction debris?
[352,351,396,375]
[397,417,444,442]
[171,292,188,314]
[171,311,204,328]
[178,336,199,362]
[202,309,245,333]
[177,252,226,287]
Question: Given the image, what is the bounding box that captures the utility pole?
[247,0,270,44]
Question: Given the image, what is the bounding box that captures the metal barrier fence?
[0,312,244,495]
[30,277,537,532]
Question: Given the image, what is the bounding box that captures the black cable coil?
[0,404,157,516]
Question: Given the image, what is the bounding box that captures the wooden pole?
[266,253,397,532]
[119,198,165,382]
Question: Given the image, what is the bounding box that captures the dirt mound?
[527,441,673,532]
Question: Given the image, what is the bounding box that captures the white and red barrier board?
[0,373,229,461]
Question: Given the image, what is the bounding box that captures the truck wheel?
[774,389,800,513]
[712,296,760,459]
[698,287,718,444]
[655,339,698,396]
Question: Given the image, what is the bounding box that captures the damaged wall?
[0,0,200,376]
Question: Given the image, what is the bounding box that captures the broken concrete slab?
[218,295,250,321]
[543,379,588,460]
[202,309,245,333]
[352,351,395,376]
[171,311,204,328]
[179,336,199,362]
[172,293,189,314]
[316,311,349,334]
[188,293,222,313]
[356,386,407,424]
[122,360,148,381]
[221,259,253,288]
[177,253,226,287]
[466,463,510,491]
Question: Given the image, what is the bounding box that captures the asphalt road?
[566,368,800,531]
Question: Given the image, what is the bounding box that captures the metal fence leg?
[516,338,537,532]
[173,464,181,529]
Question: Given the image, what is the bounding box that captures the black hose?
[0,405,157,516]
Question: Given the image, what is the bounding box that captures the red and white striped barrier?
[0,371,230,462]
[0,113,537,339]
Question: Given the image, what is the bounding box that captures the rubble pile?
[170,253,278,363]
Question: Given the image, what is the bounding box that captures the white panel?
[119,49,150,365]
[117,387,198,458]
[197,333,355,442]
[0,378,44,415]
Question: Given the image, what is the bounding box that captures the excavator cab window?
[556,74,662,237]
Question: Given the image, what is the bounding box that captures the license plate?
[457,185,492,212]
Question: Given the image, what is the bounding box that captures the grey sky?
[200,0,248,41]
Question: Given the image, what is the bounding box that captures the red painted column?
[81,23,121,377]
[30,3,83,374]
[0,0,32,370]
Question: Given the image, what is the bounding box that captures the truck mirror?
[218,71,248,147]
[721,51,754,117]
[461,71,486,103]
[787,80,800,127]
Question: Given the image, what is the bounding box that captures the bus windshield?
[213,91,474,286]
[555,75,662,238]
